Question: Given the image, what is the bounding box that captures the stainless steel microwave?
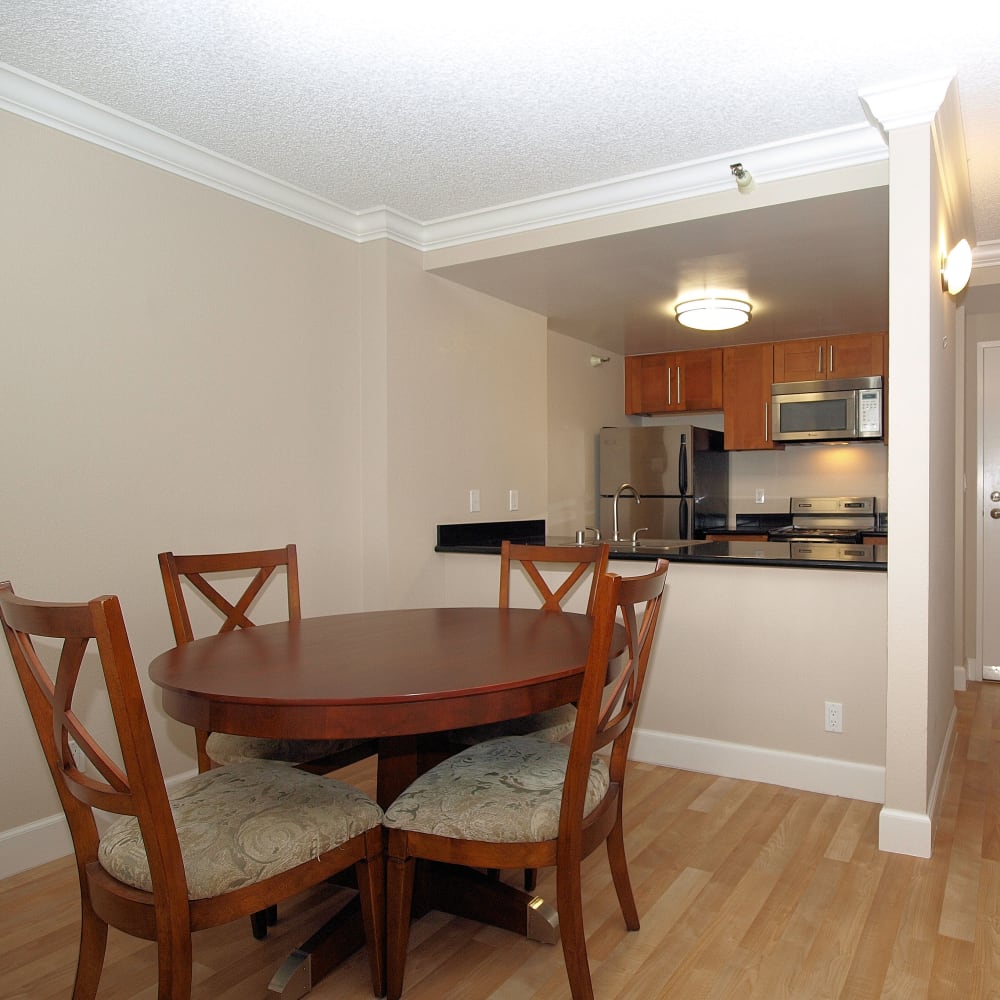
[770,376,883,442]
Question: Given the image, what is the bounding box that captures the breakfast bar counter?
[435,520,886,571]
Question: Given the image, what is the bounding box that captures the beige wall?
[0,110,554,873]
[0,110,364,834]
[546,332,625,536]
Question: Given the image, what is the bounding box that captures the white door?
[980,343,1000,679]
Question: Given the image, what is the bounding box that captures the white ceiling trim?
[858,71,957,133]
[1,60,889,253]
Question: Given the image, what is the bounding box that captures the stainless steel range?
[767,496,877,544]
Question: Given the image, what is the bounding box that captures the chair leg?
[556,861,594,1000]
[74,897,109,1000]
[154,925,194,1000]
[524,868,538,892]
[386,840,416,1000]
[266,903,278,926]
[606,812,639,930]
[355,830,387,998]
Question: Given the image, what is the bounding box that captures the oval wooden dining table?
[149,605,615,998]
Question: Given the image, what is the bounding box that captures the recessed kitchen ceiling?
[0,1,996,355]
[429,187,890,355]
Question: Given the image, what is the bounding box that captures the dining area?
[0,542,669,999]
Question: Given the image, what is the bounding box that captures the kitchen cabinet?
[773,332,886,383]
[723,342,781,451]
[625,348,723,414]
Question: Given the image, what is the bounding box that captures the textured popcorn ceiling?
[1,0,999,240]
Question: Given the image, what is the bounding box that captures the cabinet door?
[723,343,781,450]
[676,348,723,410]
[827,332,885,379]
[625,354,670,414]
[773,337,826,382]
[774,332,886,382]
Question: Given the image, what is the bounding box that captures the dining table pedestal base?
[417,862,561,944]
[267,890,365,999]
[266,865,560,998]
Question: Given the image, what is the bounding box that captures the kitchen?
[437,331,890,808]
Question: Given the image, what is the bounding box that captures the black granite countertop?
[435,521,886,571]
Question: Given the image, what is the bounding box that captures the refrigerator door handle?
[679,497,689,539]
[678,433,688,495]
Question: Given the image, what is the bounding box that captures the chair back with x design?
[158,544,300,645]
[499,540,609,614]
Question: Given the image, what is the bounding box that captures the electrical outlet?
[824,701,843,733]
[755,488,766,504]
[469,489,480,513]
[509,489,519,511]
[67,736,87,773]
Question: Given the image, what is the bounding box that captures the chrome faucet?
[612,483,641,542]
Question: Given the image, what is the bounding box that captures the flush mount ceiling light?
[675,297,752,331]
[941,238,972,295]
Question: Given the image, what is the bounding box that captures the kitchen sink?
[603,539,713,554]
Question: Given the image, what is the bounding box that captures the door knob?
[992,509,1000,519]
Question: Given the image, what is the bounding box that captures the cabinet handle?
[829,344,834,373]
[764,402,769,442]
[667,367,671,405]
[818,345,823,374]
[676,366,682,405]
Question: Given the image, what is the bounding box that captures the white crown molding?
[974,239,1000,269]
[858,71,956,133]
[418,125,889,251]
[1,60,888,252]
[0,62,398,243]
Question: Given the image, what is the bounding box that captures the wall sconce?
[675,297,752,331]
[941,238,972,295]
[730,162,755,194]
[589,355,610,367]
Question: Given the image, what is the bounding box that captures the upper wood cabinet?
[625,348,723,414]
[773,332,886,383]
[722,342,781,451]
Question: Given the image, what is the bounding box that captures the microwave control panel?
[858,390,882,434]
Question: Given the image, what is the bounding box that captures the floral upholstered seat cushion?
[382,734,609,842]
[205,732,365,766]
[98,760,382,899]
[448,704,577,747]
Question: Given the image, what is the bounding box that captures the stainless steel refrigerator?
[598,425,729,540]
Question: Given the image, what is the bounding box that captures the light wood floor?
[4,680,1000,1000]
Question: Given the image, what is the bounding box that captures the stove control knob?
[992,490,1000,502]
[992,509,1000,519]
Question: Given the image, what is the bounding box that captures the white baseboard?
[630,728,885,804]
[955,663,968,691]
[0,813,73,880]
[877,703,957,858]
[878,808,933,857]
[0,767,198,881]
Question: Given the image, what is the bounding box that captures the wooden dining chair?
[448,540,611,748]
[383,559,669,1000]
[158,545,375,775]
[0,580,386,1000]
